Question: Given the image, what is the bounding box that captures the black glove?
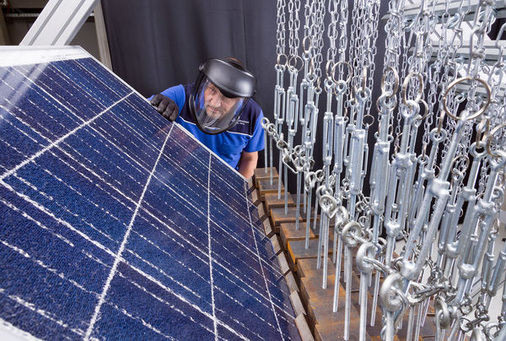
[150,94,179,121]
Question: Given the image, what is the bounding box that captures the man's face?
[204,83,240,118]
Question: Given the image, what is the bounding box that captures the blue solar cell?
[14,64,106,124]
[0,53,299,340]
[0,67,82,142]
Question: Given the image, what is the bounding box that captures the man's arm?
[237,151,258,179]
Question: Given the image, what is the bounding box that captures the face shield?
[189,58,256,134]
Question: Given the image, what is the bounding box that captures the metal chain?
[288,0,301,60]
[306,0,326,81]
[437,0,467,163]
[326,0,339,69]
[364,0,381,118]
[273,1,506,340]
[276,0,286,59]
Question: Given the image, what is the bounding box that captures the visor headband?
[199,58,256,98]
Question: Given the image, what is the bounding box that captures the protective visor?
[189,58,256,134]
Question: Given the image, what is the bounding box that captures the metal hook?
[379,273,405,313]
[331,60,353,84]
[475,118,490,145]
[451,154,470,174]
[401,72,424,105]
[276,53,288,68]
[443,77,491,122]
[356,242,377,274]
[319,193,339,219]
[434,296,452,329]
[341,221,363,248]
[302,35,312,54]
[495,23,506,48]
[288,54,304,72]
[485,123,506,158]
[380,66,400,97]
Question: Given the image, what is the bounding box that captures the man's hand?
[150,94,179,121]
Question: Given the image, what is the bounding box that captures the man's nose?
[209,94,223,107]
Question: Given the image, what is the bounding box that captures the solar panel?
[0,47,299,340]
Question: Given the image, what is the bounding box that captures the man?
[150,57,265,179]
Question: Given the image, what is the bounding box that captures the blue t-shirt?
[156,83,265,169]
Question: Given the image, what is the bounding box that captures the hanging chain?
[288,0,300,60]
[276,0,287,60]
[271,1,506,340]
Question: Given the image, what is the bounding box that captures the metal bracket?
[20,0,99,46]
